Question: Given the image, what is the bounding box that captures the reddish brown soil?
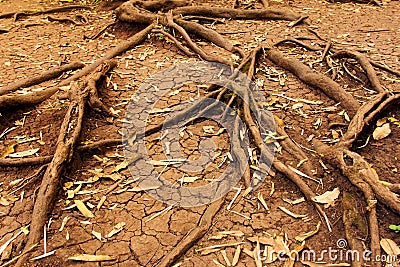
[0,0,399,266]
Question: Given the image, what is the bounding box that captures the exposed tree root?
[0,87,58,109]
[263,47,361,117]
[0,156,53,167]
[3,1,399,266]
[0,5,91,20]
[14,60,117,267]
[0,61,84,96]
[332,50,385,93]
[158,198,225,267]
[59,24,154,87]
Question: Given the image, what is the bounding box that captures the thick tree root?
[0,87,58,109]
[263,47,361,116]
[332,50,385,93]
[0,61,84,96]
[14,60,117,267]
[0,5,91,20]
[158,198,225,266]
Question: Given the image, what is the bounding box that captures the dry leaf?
[283,197,305,205]
[380,238,400,255]
[59,216,70,232]
[313,188,340,208]
[106,222,125,238]
[74,200,94,218]
[0,197,10,206]
[373,123,391,140]
[8,148,39,158]
[0,144,16,158]
[178,176,199,183]
[278,206,307,218]
[221,250,231,266]
[112,160,128,173]
[257,192,269,211]
[295,222,321,242]
[232,245,241,266]
[68,254,115,262]
[302,261,350,267]
[92,230,102,241]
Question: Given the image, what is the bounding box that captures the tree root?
[0,87,58,109]
[14,60,117,267]
[59,24,154,87]
[0,5,91,20]
[262,46,361,116]
[332,50,385,93]
[173,6,301,21]
[158,198,225,267]
[0,61,84,96]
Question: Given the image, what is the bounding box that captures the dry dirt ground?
[0,0,399,266]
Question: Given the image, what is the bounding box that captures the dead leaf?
[68,254,115,262]
[373,123,391,140]
[380,238,400,255]
[295,222,321,242]
[74,200,94,218]
[257,192,269,211]
[278,206,307,218]
[313,188,340,208]
[8,148,39,158]
[92,230,102,241]
[0,144,16,158]
[112,160,128,173]
[178,176,199,183]
[232,245,241,266]
[106,222,125,238]
[0,197,10,206]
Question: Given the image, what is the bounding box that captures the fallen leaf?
[0,144,16,158]
[380,238,400,255]
[0,197,10,206]
[92,230,102,241]
[283,197,305,205]
[74,200,94,218]
[295,222,321,242]
[178,176,199,183]
[68,254,115,262]
[313,188,340,208]
[106,222,125,238]
[8,148,39,158]
[112,160,128,173]
[373,123,391,140]
[232,245,241,266]
[278,206,307,218]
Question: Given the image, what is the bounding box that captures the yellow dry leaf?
[74,200,94,218]
[373,123,391,140]
[68,254,114,262]
[112,160,128,173]
[380,238,400,255]
[278,206,307,218]
[295,222,321,242]
[0,144,16,158]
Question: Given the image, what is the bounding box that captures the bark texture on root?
[332,50,385,93]
[263,47,361,117]
[158,198,225,266]
[0,61,84,96]
[14,60,117,267]
[0,5,91,20]
[0,87,58,109]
